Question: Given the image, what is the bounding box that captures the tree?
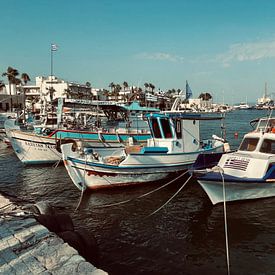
[109,82,115,93]
[114,84,121,101]
[20,73,30,121]
[63,88,72,98]
[102,89,109,100]
[123,81,128,91]
[21,73,31,85]
[2,67,21,111]
[47,87,56,101]
[199,92,212,101]
[144,83,149,91]
[149,83,155,92]
[86,81,91,87]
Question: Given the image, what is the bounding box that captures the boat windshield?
[160,118,173,138]
[259,139,275,154]
[256,118,275,132]
[239,137,259,151]
[151,118,161,138]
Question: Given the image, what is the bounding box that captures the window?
[239,137,259,151]
[160,118,173,138]
[260,139,275,154]
[174,119,182,138]
[151,118,161,138]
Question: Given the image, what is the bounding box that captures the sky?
[1,0,275,104]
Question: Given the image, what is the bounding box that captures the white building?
[21,76,93,112]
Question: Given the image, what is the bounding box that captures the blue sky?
[1,0,275,103]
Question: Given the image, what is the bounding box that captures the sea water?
[1,109,274,275]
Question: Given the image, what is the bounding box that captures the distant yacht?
[256,82,274,109]
[233,102,250,110]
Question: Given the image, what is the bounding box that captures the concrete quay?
[0,194,107,275]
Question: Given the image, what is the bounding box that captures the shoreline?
[0,193,107,274]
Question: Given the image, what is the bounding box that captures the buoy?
[234,132,238,139]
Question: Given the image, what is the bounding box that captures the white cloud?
[217,40,275,67]
[136,52,184,62]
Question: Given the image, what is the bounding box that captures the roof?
[122,101,160,112]
[145,112,223,120]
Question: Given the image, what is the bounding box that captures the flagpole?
[50,44,53,77]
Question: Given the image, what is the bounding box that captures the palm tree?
[149,83,155,92]
[21,73,31,85]
[2,67,21,111]
[20,73,30,122]
[47,87,56,101]
[122,81,128,102]
[63,88,72,98]
[123,81,128,91]
[102,89,109,100]
[109,82,115,93]
[114,84,121,101]
[144,83,149,91]
[199,92,212,101]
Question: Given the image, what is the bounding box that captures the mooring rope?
[74,183,85,212]
[94,170,190,208]
[147,174,193,217]
[220,168,230,275]
[52,157,62,169]
[74,154,88,211]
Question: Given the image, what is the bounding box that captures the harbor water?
[1,109,275,275]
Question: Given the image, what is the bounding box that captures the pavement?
[0,194,107,275]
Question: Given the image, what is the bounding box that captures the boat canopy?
[145,112,223,120]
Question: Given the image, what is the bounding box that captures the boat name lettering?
[25,141,55,149]
[25,141,44,148]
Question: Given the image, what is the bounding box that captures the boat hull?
[7,129,146,164]
[63,143,224,190]
[198,176,275,205]
[64,157,191,190]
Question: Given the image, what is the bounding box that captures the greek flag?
[51,44,58,51]
[186,81,192,100]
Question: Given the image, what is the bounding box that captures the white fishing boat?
[5,100,158,164]
[193,116,275,205]
[61,113,229,190]
[6,124,152,164]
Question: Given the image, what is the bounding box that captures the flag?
[51,44,58,51]
[185,80,192,100]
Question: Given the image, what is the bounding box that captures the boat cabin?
[145,113,202,153]
[239,134,275,154]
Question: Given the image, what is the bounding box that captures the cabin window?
[151,118,161,138]
[160,118,173,138]
[173,119,182,138]
[260,139,275,154]
[239,137,259,151]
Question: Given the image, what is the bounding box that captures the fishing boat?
[193,116,275,205]
[5,100,157,164]
[6,125,151,164]
[61,113,229,190]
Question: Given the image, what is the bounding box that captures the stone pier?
[0,194,107,274]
